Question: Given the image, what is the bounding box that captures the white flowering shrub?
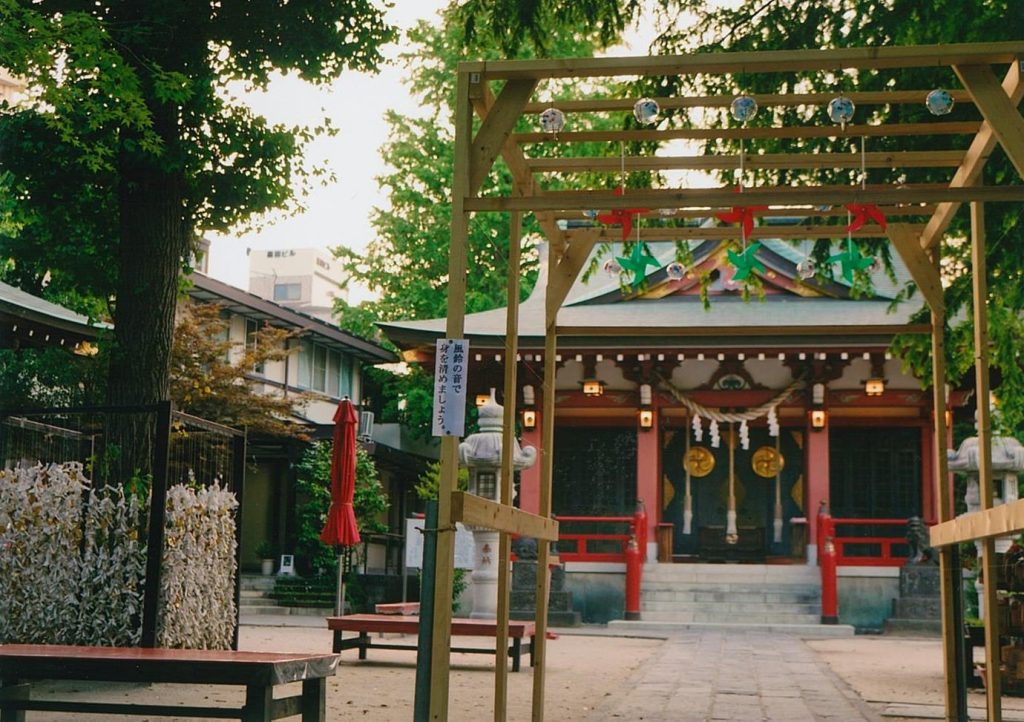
[157,481,238,649]
[0,463,238,649]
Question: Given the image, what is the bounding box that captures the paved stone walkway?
[584,630,884,722]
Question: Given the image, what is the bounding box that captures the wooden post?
[427,68,474,722]
[494,212,522,721]
[930,279,967,722]
[971,201,1001,721]
[531,244,559,722]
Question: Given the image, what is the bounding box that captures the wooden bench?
[0,644,338,722]
[326,614,535,672]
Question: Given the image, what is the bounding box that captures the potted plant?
[255,541,276,576]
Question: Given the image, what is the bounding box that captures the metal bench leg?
[301,677,326,722]
[358,632,370,660]
[0,678,28,722]
[332,630,342,654]
[243,683,273,722]
[530,635,536,667]
[511,637,521,673]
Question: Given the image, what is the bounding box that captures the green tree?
[293,440,389,575]
[333,13,630,436]
[0,0,394,415]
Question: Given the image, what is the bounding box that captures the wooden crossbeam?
[930,499,1024,548]
[514,121,980,145]
[886,224,944,313]
[955,63,1024,180]
[555,323,932,338]
[465,185,1024,212]
[571,224,914,241]
[920,62,1024,249]
[522,90,973,114]
[450,491,559,541]
[527,151,965,174]
[471,41,1024,80]
[553,205,937,220]
[469,79,538,197]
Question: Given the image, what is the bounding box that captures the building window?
[830,427,921,519]
[245,318,265,374]
[297,340,354,398]
[273,283,301,301]
[316,257,330,270]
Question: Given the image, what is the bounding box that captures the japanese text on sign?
[431,338,469,437]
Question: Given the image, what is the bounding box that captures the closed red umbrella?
[321,398,360,615]
[321,398,361,547]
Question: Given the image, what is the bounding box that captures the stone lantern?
[458,390,537,619]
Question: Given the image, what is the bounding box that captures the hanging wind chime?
[718,95,766,282]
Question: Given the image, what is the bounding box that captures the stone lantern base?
[509,560,581,627]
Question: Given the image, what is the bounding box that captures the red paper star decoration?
[597,187,649,241]
[845,203,887,233]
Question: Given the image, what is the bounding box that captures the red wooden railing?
[555,515,635,563]
[830,517,909,567]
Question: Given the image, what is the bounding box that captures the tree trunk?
[105,104,190,483]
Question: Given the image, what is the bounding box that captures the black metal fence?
[0,402,246,648]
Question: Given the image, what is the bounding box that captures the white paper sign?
[404,517,474,570]
[431,338,469,437]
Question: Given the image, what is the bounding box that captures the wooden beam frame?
[437,41,1024,722]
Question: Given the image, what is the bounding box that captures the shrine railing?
[554,514,643,563]
[830,517,910,567]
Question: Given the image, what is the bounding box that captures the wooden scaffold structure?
[427,42,1024,721]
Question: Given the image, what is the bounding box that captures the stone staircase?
[238,574,334,617]
[608,563,854,637]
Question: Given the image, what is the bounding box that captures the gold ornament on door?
[751,446,784,478]
[684,447,715,477]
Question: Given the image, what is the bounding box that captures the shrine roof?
[378,240,927,352]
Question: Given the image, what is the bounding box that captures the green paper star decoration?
[616,243,660,288]
[828,239,875,283]
[726,242,765,281]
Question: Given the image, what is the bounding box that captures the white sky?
[206,1,680,304]
[206,0,451,303]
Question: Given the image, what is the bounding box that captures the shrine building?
[380,238,956,629]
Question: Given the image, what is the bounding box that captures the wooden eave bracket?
[886,224,944,314]
[450,490,559,541]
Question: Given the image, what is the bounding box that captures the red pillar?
[636,408,660,559]
[805,416,830,561]
[519,417,542,515]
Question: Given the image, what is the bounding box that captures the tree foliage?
[169,302,310,439]
[0,0,395,414]
[293,440,388,575]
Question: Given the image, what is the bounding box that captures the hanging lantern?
[796,258,817,280]
[666,261,686,280]
[539,107,566,134]
[603,258,622,276]
[926,88,955,116]
[827,95,856,129]
[633,98,660,125]
[730,95,758,123]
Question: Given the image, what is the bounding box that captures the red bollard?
[634,500,648,562]
[817,502,839,624]
[625,536,642,621]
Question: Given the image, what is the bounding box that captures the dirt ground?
[22,627,1024,721]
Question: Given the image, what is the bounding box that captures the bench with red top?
[326,614,535,672]
[0,644,338,722]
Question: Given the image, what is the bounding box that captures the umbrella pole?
[336,549,345,616]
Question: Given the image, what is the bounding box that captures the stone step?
[638,581,815,598]
[639,600,820,616]
[638,610,822,624]
[641,564,819,583]
[607,619,855,638]
[239,575,276,592]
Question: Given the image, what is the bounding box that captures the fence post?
[141,400,173,647]
[230,427,247,651]
[625,535,642,621]
[634,500,648,562]
[818,501,839,624]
